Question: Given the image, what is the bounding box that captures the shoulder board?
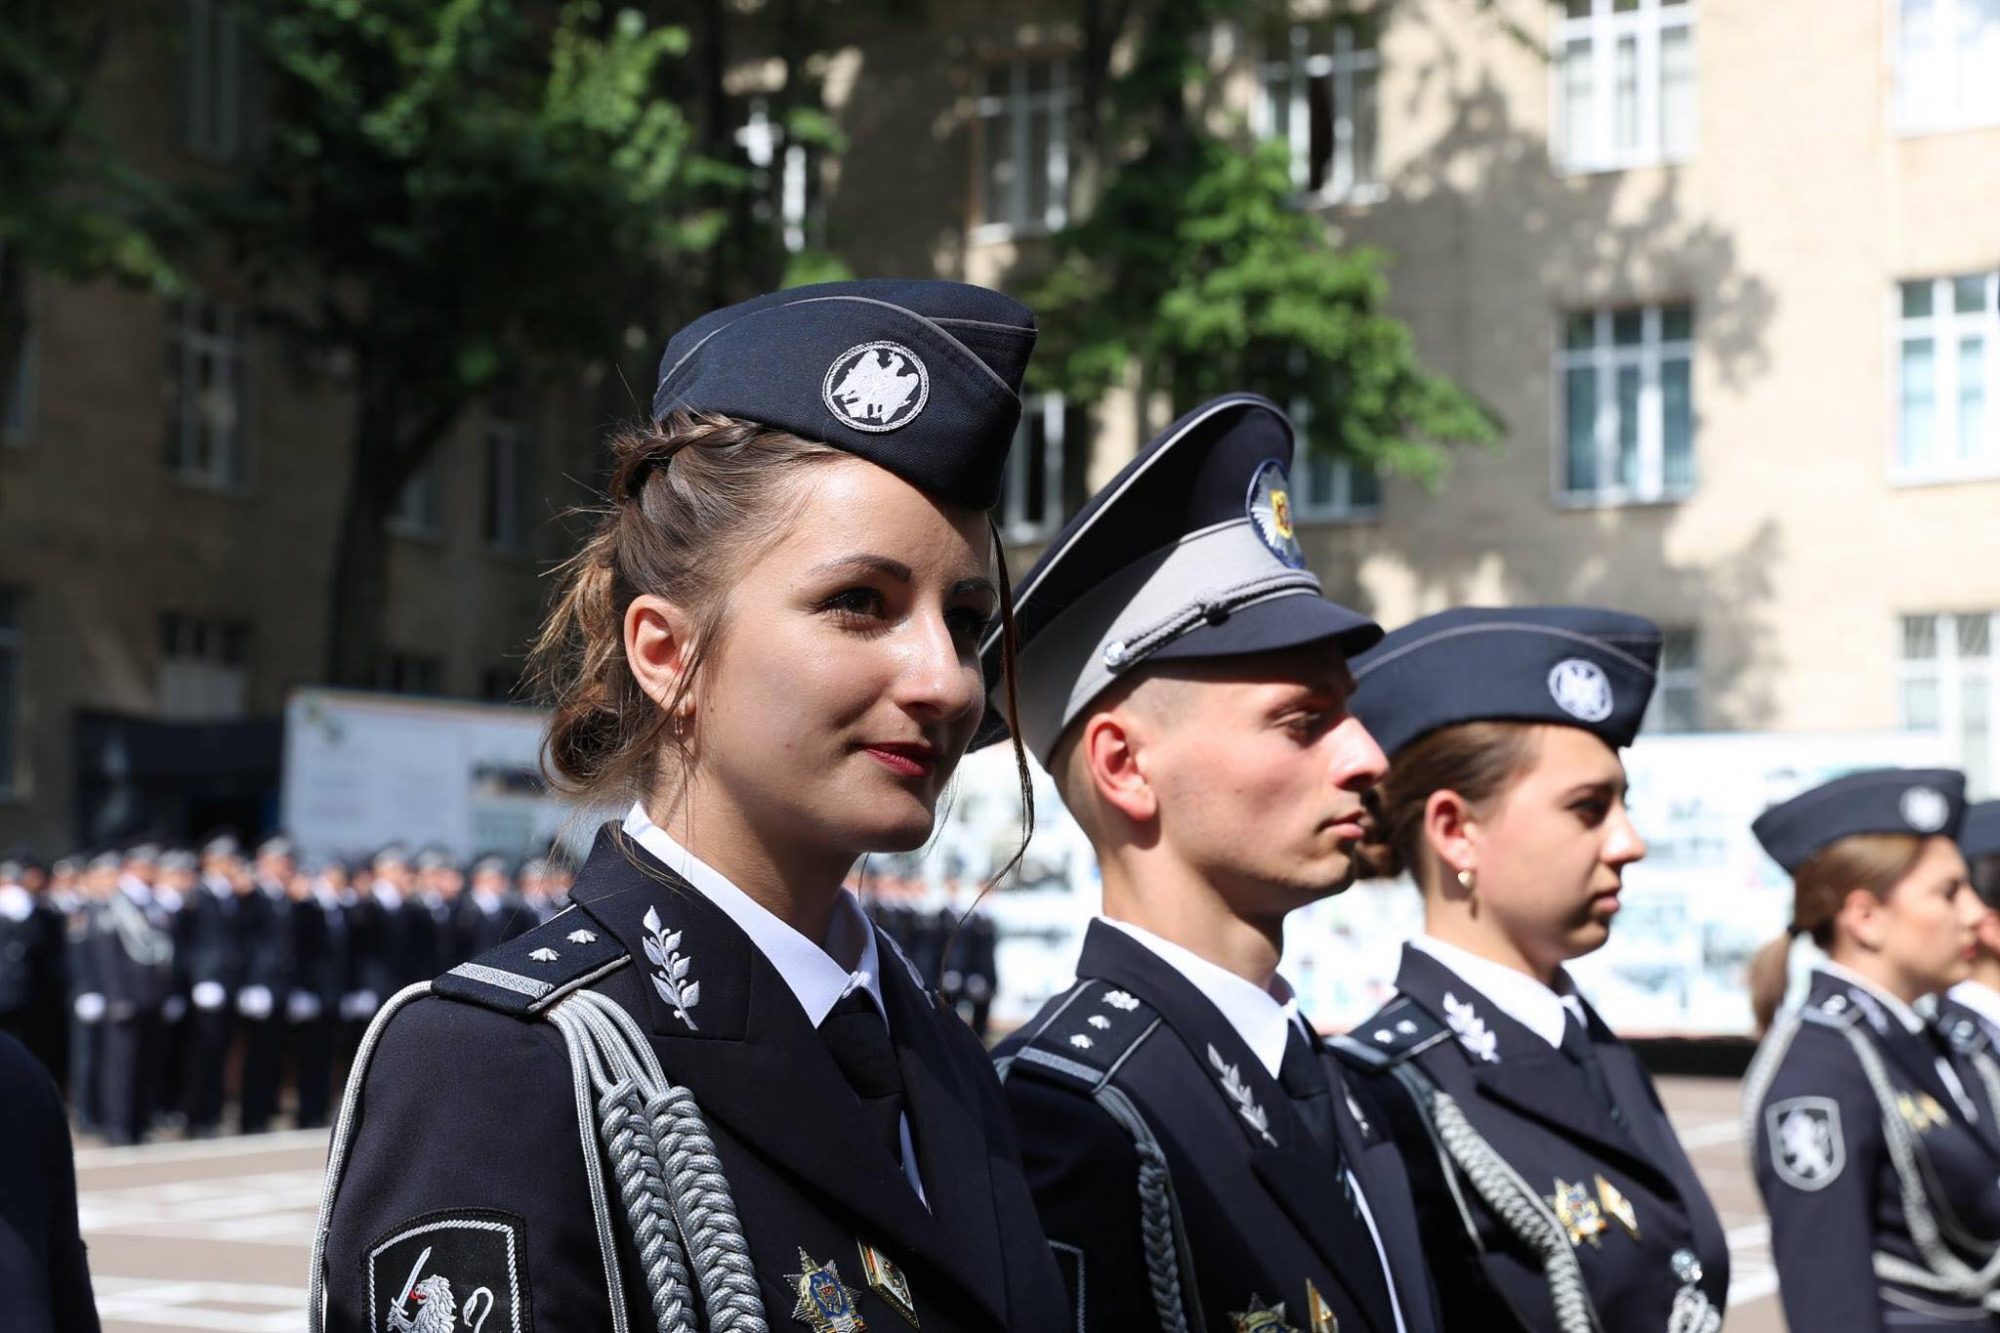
[1009,980,1162,1092]
[1942,1013,1990,1056]
[431,908,627,1017]
[875,924,935,999]
[1800,992,1863,1031]
[1330,995,1453,1071]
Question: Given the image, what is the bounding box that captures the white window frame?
[0,589,18,799]
[971,56,1072,244]
[1287,396,1381,523]
[391,452,445,540]
[1898,611,1998,797]
[483,419,532,554]
[1642,626,1701,733]
[166,296,252,491]
[1552,0,1697,175]
[735,99,820,255]
[1554,303,1696,506]
[1894,271,2000,484]
[1895,0,2000,135]
[1255,21,1385,206]
[1001,392,1068,543]
[182,0,245,161]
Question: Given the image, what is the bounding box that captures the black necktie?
[820,989,909,1172]
[1560,1007,1625,1128]
[1279,1023,1345,1168]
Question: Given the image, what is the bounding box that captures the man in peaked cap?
[990,394,1438,1333]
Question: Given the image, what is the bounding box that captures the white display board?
[281,689,583,860]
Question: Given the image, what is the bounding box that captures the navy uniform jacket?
[996,920,1439,1333]
[1333,945,1729,1333]
[1750,968,2000,1330]
[179,883,242,999]
[238,885,294,998]
[316,828,1068,1332]
[1933,989,2000,1157]
[0,1031,98,1333]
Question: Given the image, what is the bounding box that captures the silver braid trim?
[1395,1067,1602,1333]
[1092,1082,1198,1333]
[547,989,769,1333]
[1836,1023,2000,1304]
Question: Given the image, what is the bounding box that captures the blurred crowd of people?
[0,837,575,1145]
[0,836,1004,1146]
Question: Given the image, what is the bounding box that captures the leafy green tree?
[0,1,182,440]
[208,0,718,685]
[1031,1,1499,485]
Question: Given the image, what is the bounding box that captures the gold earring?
[1456,868,1476,893]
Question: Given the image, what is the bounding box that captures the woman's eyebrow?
[810,553,911,582]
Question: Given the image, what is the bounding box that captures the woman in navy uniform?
[990,395,1440,1333]
[1329,607,1730,1333]
[1931,801,2000,1149]
[310,281,1069,1333]
[1744,770,2000,1329]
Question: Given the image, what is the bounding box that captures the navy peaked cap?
[1751,767,1967,873]
[650,279,1037,510]
[1350,606,1662,757]
[981,394,1381,765]
[1965,801,2000,864]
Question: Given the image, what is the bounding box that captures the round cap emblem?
[822,341,930,433]
[1900,785,1950,833]
[1548,658,1615,723]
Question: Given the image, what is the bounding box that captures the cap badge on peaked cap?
[1246,459,1305,569]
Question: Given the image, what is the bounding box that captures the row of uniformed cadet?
[1745,776,2000,1329]
[308,277,1752,1333]
[1,839,569,1143]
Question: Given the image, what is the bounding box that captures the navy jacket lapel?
[1078,922,1400,1333]
[568,829,1003,1324]
[1326,1044,1439,1333]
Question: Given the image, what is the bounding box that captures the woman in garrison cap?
[1932,801,2000,1145]
[1744,770,2000,1330]
[1327,608,1729,1333]
[309,281,1069,1333]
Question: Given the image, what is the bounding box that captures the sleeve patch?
[366,1209,532,1333]
[1765,1096,1845,1192]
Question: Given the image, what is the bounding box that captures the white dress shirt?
[623,803,924,1199]
[1408,934,1588,1049]
[1101,916,1409,1333]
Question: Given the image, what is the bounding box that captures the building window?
[0,590,18,798]
[1897,0,2000,134]
[1256,20,1381,202]
[164,296,251,490]
[1557,303,1695,504]
[1286,396,1381,522]
[1001,393,1073,543]
[1897,273,2000,481]
[391,453,445,539]
[1643,627,1700,733]
[1555,0,1696,174]
[181,0,245,160]
[974,56,1072,239]
[159,612,250,721]
[483,420,533,553]
[735,99,823,255]
[3,333,30,445]
[377,653,444,697]
[1900,611,1997,796]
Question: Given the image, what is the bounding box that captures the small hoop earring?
[1456,868,1476,893]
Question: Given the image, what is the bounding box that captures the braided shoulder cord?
[1838,1024,2000,1305]
[548,990,769,1333]
[1394,1067,1602,1333]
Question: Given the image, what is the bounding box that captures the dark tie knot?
[821,989,903,1101]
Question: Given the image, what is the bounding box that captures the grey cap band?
[1004,518,1321,763]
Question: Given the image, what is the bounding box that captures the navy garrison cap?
[981,394,1381,766]
[649,279,1036,510]
[1751,768,1967,873]
[1350,606,1661,757]
[1965,801,2000,863]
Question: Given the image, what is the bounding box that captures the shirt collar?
[623,802,883,1028]
[1952,980,2000,1035]
[1100,917,1300,1078]
[1410,934,1581,1049]
[1819,959,1927,1034]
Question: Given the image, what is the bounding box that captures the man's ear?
[625,593,697,718]
[1081,707,1157,826]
